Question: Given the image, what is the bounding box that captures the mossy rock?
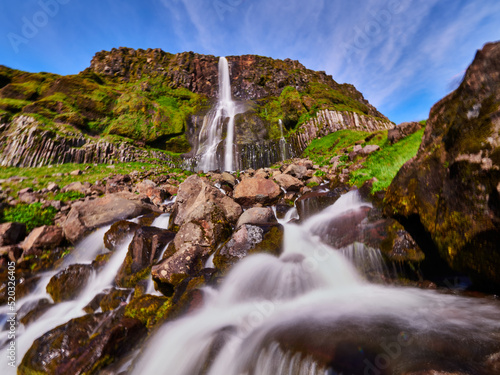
[124,294,172,330]
[103,220,141,251]
[46,264,94,303]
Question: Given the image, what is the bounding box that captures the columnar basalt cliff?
[385,41,500,288]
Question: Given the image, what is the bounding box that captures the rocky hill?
[385,41,500,289]
[0,48,391,168]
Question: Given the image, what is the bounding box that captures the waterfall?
[278,119,287,160]
[131,191,500,375]
[197,57,237,172]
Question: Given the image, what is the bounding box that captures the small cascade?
[131,191,500,375]
[197,57,237,172]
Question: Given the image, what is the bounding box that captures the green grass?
[53,191,85,202]
[350,128,425,191]
[0,162,192,197]
[1,203,57,232]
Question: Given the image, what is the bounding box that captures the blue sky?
[1,0,499,124]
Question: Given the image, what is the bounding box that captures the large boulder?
[62,193,158,244]
[236,207,277,228]
[385,41,500,289]
[233,177,281,206]
[172,175,242,226]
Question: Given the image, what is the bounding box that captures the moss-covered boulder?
[124,294,172,330]
[46,264,94,302]
[385,41,500,289]
[19,311,146,375]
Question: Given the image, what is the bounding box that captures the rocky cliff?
[385,41,500,289]
[1,47,391,168]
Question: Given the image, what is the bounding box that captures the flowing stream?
[131,191,500,375]
[197,57,237,172]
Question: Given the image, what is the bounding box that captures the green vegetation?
[1,203,57,232]
[53,191,85,202]
[302,127,425,192]
[0,162,193,197]
[351,128,425,191]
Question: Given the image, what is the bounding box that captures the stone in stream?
[46,264,94,303]
[103,220,141,251]
[273,173,304,192]
[115,226,176,288]
[19,311,147,375]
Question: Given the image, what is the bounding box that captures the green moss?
[0,203,57,232]
[124,295,172,330]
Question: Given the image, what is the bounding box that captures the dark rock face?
[103,220,141,251]
[46,264,94,302]
[385,42,500,289]
[116,226,176,288]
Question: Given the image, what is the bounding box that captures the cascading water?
[131,190,500,375]
[278,119,287,160]
[0,226,133,374]
[197,57,237,172]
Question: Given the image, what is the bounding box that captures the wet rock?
[385,41,500,290]
[46,264,94,302]
[99,288,133,312]
[20,312,147,375]
[273,173,304,191]
[124,294,171,330]
[21,225,63,255]
[116,226,176,288]
[173,175,242,226]
[233,177,281,206]
[388,121,422,144]
[103,220,141,251]
[18,298,52,325]
[236,207,277,228]
[296,187,349,220]
[62,192,158,244]
[0,222,26,246]
[214,223,284,271]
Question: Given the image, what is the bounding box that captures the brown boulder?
[62,193,158,244]
[21,225,63,254]
[233,177,281,206]
[273,173,304,192]
[236,207,277,228]
[173,175,242,226]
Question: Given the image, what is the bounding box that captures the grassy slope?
[303,128,425,192]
